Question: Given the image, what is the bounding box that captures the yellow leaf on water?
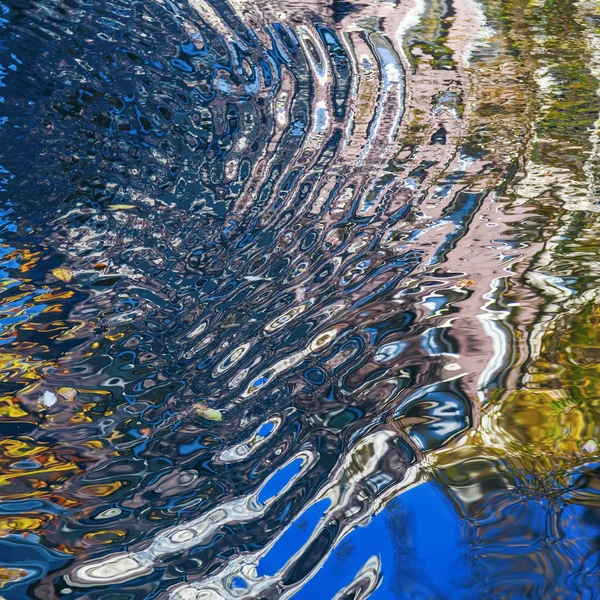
[57,387,77,401]
[194,403,223,421]
[107,204,136,210]
[52,267,73,282]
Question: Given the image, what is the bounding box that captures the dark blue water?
[1,0,600,598]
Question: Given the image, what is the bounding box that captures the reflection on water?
[1,0,600,597]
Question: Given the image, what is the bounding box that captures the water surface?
[1,0,600,598]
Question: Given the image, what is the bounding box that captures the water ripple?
[1,0,600,597]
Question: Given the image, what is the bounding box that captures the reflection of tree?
[420,0,600,591]
[434,261,600,594]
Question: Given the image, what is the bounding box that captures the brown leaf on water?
[57,387,77,401]
[52,267,73,283]
[93,262,107,271]
[456,278,477,288]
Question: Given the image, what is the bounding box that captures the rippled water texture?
[1,0,600,597]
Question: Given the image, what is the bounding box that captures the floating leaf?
[52,267,73,283]
[582,440,597,453]
[456,278,477,288]
[108,205,136,210]
[57,387,77,401]
[93,262,107,271]
[38,390,58,408]
[194,403,222,421]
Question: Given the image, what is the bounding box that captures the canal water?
[1,0,600,598]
